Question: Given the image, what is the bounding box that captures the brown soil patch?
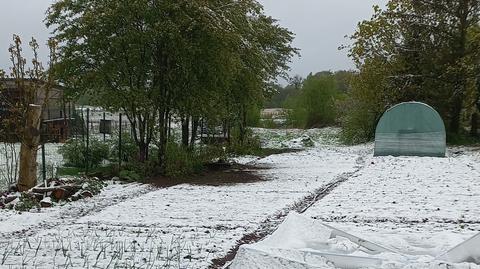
[145,162,271,188]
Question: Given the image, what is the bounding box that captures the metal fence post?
[119,113,122,168]
[41,142,46,187]
[85,108,90,174]
[81,107,85,142]
[103,112,106,142]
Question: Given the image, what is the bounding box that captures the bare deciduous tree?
[1,35,57,191]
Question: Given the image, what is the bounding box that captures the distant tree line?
[265,71,353,128]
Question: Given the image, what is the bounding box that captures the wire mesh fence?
[0,107,133,191]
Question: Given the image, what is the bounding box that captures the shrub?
[339,99,379,144]
[338,62,389,144]
[14,193,40,212]
[164,141,205,178]
[246,105,262,127]
[109,132,139,163]
[119,169,142,182]
[59,138,110,168]
[227,128,262,155]
[447,131,480,145]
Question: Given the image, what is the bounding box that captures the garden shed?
[374,102,446,157]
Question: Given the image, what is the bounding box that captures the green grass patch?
[56,165,118,179]
[56,167,84,177]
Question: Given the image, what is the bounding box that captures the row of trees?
[266,71,352,129]
[341,0,480,143]
[0,0,296,191]
[46,0,297,173]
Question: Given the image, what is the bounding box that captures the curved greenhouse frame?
[374,102,446,157]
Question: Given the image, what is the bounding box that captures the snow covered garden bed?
[231,146,480,268]
[0,128,479,268]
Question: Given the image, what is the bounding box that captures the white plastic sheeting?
[230,213,480,269]
[437,233,480,264]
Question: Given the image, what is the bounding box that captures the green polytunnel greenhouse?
[374,102,446,157]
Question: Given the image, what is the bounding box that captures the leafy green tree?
[285,73,340,128]
[47,0,297,172]
[343,0,480,143]
[47,0,158,162]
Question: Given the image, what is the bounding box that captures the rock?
[8,184,18,193]
[40,197,52,208]
[81,191,93,198]
[112,176,120,181]
[301,135,315,147]
[71,191,82,201]
[52,188,67,200]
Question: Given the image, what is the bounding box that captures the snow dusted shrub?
[13,193,40,211]
[109,132,139,163]
[73,177,106,195]
[59,138,110,168]
[228,128,262,155]
[165,141,205,178]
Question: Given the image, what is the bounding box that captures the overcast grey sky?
[0,0,388,79]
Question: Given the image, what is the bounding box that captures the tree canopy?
[46,0,298,166]
[341,0,480,143]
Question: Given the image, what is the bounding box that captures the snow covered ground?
[1,128,480,268]
[0,129,362,268]
[232,145,480,268]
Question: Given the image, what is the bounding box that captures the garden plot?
[291,148,480,268]
[0,136,362,268]
[305,149,480,225]
[253,127,340,149]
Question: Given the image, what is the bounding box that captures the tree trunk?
[227,120,231,144]
[138,141,148,163]
[181,116,190,148]
[239,106,248,146]
[190,117,199,148]
[449,2,468,135]
[471,111,478,137]
[17,104,42,191]
[450,95,463,134]
[157,108,169,173]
